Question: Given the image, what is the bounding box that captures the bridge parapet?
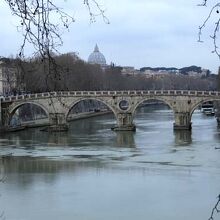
[1,90,220,103]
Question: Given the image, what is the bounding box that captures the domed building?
[88,44,107,68]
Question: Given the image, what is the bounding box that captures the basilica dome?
[88,44,106,66]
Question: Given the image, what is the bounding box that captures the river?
[0,105,220,220]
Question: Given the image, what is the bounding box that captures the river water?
[0,105,220,220]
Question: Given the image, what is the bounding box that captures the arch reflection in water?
[47,132,69,146]
[69,113,116,135]
[174,130,192,146]
[213,127,220,143]
[0,158,5,180]
[0,156,105,187]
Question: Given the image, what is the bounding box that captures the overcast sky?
[0,0,219,73]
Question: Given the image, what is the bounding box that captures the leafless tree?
[4,0,109,90]
[198,0,220,58]
[5,0,108,57]
[199,4,220,218]
[3,0,109,126]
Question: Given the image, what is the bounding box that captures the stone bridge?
[0,90,220,131]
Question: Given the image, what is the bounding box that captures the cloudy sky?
[0,0,219,73]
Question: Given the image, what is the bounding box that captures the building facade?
[0,58,18,96]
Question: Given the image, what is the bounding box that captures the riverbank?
[67,110,112,121]
[0,110,112,132]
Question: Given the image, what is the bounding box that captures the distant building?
[88,44,107,68]
[141,70,170,78]
[121,66,140,76]
[0,58,17,96]
[139,66,211,78]
[201,69,210,77]
[184,69,209,77]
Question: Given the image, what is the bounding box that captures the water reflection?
[47,132,70,145]
[0,158,5,180]
[115,132,135,148]
[0,128,70,147]
[213,127,220,142]
[174,130,192,146]
[0,115,136,150]
[1,107,220,220]
[1,156,105,173]
[0,156,107,189]
[69,113,116,134]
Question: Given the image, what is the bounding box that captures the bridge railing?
[1,90,220,102]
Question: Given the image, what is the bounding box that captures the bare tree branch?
[84,0,109,24]
[4,0,108,89]
[198,0,208,6]
[198,4,220,216]
[5,0,74,58]
[209,194,220,220]
[5,0,109,58]
[4,0,109,127]
[198,1,220,58]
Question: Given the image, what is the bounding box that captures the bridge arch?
[131,97,175,118]
[189,98,220,117]
[7,101,49,125]
[65,97,118,121]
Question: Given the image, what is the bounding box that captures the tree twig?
[198,1,220,58]
[208,194,220,220]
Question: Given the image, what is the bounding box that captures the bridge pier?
[46,113,68,132]
[214,101,220,127]
[0,100,4,132]
[112,112,136,131]
[173,112,192,130]
[0,99,2,127]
